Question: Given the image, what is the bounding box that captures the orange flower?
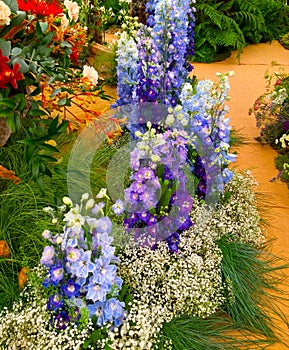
[0,165,21,184]
[0,240,10,258]
[18,267,30,289]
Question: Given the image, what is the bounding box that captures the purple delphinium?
[112,199,125,216]
[54,310,71,330]
[166,232,180,253]
[49,264,64,286]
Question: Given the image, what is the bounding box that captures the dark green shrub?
[193,0,289,63]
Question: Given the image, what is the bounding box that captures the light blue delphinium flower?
[70,250,95,278]
[112,199,125,216]
[92,257,117,285]
[85,282,111,303]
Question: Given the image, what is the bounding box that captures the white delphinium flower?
[96,188,109,199]
[63,204,85,230]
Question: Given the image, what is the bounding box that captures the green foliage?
[279,31,289,49]
[275,154,289,187]
[162,313,243,350]
[161,312,279,349]
[256,0,289,42]
[0,131,130,309]
[19,116,68,195]
[193,0,289,63]
[0,182,51,309]
[194,2,246,63]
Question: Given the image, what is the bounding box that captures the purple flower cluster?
[40,197,125,330]
[123,127,193,252]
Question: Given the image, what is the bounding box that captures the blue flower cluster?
[113,31,139,107]
[113,2,236,252]
[166,73,237,194]
[40,196,125,330]
[114,0,195,107]
[136,0,194,106]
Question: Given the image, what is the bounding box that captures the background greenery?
[193,0,289,62]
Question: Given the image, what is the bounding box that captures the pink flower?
[0,0,11,26]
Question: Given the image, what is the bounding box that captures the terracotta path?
[193,41,289,349]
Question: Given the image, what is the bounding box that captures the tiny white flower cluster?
[108,231,224,349]
[0,267,93,350]
[191,171,265,246]
[270,88,287,108]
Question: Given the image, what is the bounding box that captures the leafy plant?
[275,153,289,187]
[280,31,289,49]
[193,0,289,63]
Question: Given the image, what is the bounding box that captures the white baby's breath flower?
[83,65,99,85]
[0,0,11,26]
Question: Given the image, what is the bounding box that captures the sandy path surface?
[194,41,289,348]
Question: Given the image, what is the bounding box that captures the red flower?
[17,0,63,16]
[0,62,23,89]
[70,46,79,63]
[10,63,23,88]
[0,50,9,65]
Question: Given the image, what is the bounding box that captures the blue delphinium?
[114,0,195,107]
[136,0,193,106]
[166,73,237,194]
[40,196,125,330]
[113,31,139,107]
